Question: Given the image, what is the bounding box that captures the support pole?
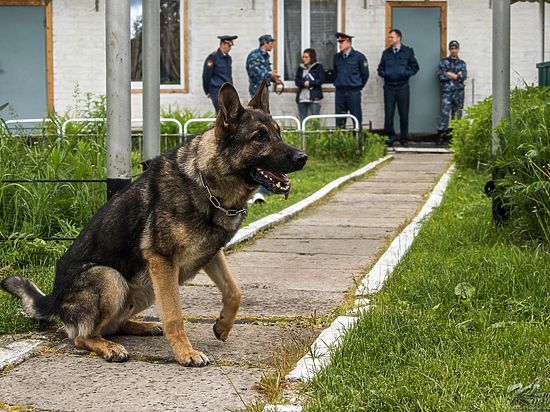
[143,0,161,166]
[491,0,511,157]
[541,0,546,63]
[106,0,132,198]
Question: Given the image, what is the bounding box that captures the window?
[130,0,187,91]
[277,0,343,85]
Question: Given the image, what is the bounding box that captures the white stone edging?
[0,339,47,370]
[282,164,455,386]
[226,154,393,249]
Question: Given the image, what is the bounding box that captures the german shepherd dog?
[1,81,307,366]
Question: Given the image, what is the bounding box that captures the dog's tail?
[1,276,55,320]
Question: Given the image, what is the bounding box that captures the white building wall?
[51,0,550,129]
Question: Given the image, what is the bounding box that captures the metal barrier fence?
[1,113,362,241]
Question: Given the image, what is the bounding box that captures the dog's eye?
[253,130,269,141]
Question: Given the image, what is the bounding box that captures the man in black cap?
[246,34,282,98]
[202,35,238,113]
[436,40,467,145]
[377,29,419,147]
[333,32,369,128]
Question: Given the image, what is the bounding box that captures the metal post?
[491,0,510,157]
[541,0,546,63]
[143,0,161,166]
[106,0,132,199]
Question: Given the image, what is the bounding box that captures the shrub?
[452,86,550,246]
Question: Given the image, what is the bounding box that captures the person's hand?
[275,78,284,84]
[447,71,458,80]
[271,70,281,79]
[304,80,310,88]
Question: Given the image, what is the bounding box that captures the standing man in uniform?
[202,35,238,113]
[333,32,369,129]
[246,34,282,98]
[436,40,467,145]
[377,29,419,147]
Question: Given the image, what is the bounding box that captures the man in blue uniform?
[436,40,467,145]
[333,32,369,128]
[377,29,419,147]
[246,34,282,98]
[202,35,238,113]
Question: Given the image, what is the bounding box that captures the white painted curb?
[226,154,393,249]
[0,339,46,370]
[283,164,455,386]
[356,164,454,296]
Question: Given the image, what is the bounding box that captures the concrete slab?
[55,323,320,368]
[290,215,406,228]
[346,181,435,194]
[264,224,394,240]
[0,354,265,412]
[328,193,424,202]
[244,237,382,256]
[227,251,374,273]
[140,285,346,319]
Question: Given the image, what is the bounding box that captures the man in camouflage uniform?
[246,34,282,97]
[437,40,467,145]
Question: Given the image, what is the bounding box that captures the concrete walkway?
[0,153,451,412]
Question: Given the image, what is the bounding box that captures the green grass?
[0,131,385,335]
[303,170,550,412]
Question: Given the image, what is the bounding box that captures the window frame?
[130,0,189,94]
[274,0,345,92]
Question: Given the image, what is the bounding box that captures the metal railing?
[182,115,302,139]
[61,117,183,137]
[301,114,360,151]
[3,118,56,134]
[183,117,216,138]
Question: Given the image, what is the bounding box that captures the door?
[0,6,48,121]
[390,3,445,135]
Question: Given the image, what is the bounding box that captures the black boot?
[436,131,445,146]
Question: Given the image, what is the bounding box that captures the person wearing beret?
[333,32,370,129]
[377,29,419,147]
[436,40,467,145]
[202,35,238,113]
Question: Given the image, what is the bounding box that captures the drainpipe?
[105,0,132,199]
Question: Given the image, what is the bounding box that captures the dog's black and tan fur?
[1,82,307,366]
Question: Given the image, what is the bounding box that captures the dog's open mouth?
[251,168,291,198]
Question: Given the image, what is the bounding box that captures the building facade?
[1,0,549,133]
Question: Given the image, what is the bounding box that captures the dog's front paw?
[176,350,209,367]
[102,343,129,363]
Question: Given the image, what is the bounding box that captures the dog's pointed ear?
[218,83,244,125]
[248,79,270,113]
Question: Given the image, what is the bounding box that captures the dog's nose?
[293,152,308,169]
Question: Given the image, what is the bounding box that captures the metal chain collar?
[198,172,247,217]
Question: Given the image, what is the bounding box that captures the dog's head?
[213,81,307,196]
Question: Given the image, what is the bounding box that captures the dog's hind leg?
[203,250,241,342]
[59,266,130,362]
[145,251,209,367]
[117,320,163,336]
